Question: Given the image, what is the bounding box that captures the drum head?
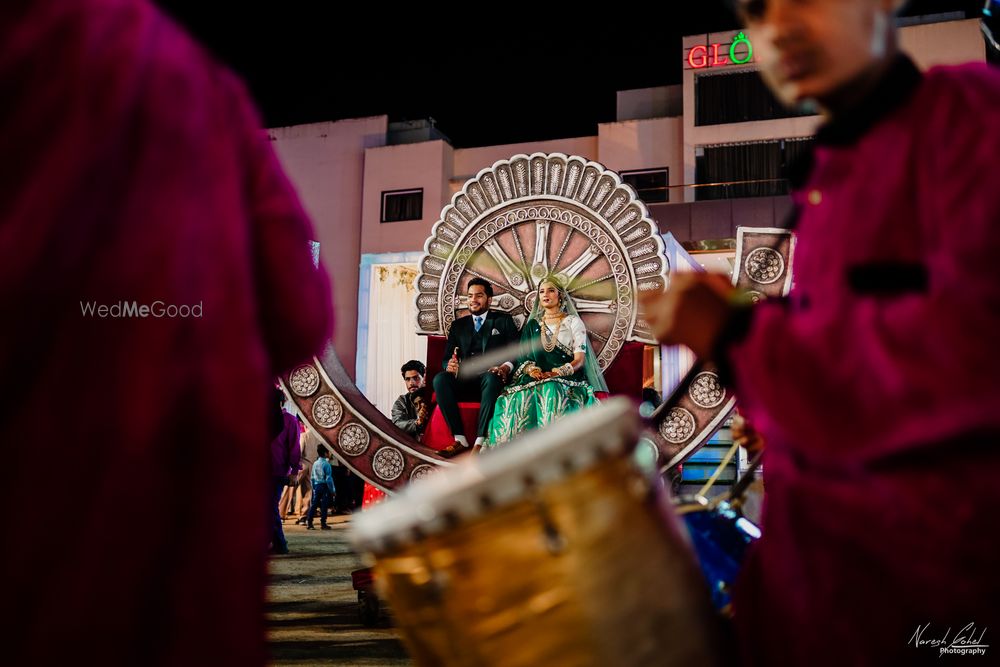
[351,398,639,555]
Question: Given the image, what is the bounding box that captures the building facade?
[267,16,984,381]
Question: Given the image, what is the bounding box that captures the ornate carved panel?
[646,226,796,468]
[282,348,454,494]
[415,153,669,370]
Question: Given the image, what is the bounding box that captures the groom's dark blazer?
[440,309,520,371]
[433,309,520,439]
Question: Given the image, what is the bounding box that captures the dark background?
[154,1,983,147]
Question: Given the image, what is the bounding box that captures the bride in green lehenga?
[483,276,607,450]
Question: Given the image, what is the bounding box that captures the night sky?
[156,1,983,148]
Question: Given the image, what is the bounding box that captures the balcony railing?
[633,178,791,204]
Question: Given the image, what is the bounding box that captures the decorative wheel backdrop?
[281,155,797,493]
[415,153,669,369]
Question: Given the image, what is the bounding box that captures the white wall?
[598,116,685,194]
[361,140,453,254]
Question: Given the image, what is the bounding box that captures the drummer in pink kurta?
[0,0,331,663]
[643,1,1000,664]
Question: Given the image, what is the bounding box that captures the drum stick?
[696,440,741,500]
[713,449,764,509]
[461,230,785,454]
[455,341,524,380]
[643,231,789,464]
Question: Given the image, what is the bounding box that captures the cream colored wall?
[360,140,453,254]
[269,116,388,378]
[598,116,684,195]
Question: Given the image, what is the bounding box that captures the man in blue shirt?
[305,448,335,530]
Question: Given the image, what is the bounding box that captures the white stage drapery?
[363,263,428,416]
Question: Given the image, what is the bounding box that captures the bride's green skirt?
[484,376,599,449]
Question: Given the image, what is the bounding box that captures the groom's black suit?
[432,309,519,439]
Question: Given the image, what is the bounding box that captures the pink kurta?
[729,58,1000,665]
[0,0,331,663]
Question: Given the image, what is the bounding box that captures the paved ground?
[266,513,412,666]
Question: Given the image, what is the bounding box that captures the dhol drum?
[674,495,760,614]
[351,399,726,667]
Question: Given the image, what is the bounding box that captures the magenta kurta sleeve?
[0,0,332,664]
[233,86,333,374]
[729,65,1000,462]
[727,61,1000,667]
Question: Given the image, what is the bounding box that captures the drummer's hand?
[731,413,766,454]
[639,272,735,359]
[488,365,509,382]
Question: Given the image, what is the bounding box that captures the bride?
[483,276,606,450]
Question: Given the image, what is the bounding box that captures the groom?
[433,278,520,457]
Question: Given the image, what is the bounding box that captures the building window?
[622,168,669,203]
[695,138,813,200]
[695,70,813,126]
[381,188,423,223]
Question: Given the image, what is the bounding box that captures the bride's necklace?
[541,313,564,352]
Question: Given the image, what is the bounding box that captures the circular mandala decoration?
[495,294,517,310]
[311,394,343,428]
[338,424,371,456]
[288,364,320,397]
[372,447,405,481]
[689,372,726,409]
[414,153,671,371]
[659,407,696,444]
[744,247,784,285]
[409,464,435,482]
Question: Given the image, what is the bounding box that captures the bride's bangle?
[557,363,574,377]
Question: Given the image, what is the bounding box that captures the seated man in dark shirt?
[391,360,432,439]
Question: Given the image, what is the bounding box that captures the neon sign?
[687,32,753,69]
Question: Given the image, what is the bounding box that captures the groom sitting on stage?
[433,278,519,457]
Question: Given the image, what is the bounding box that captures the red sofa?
[421,335,645,449]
